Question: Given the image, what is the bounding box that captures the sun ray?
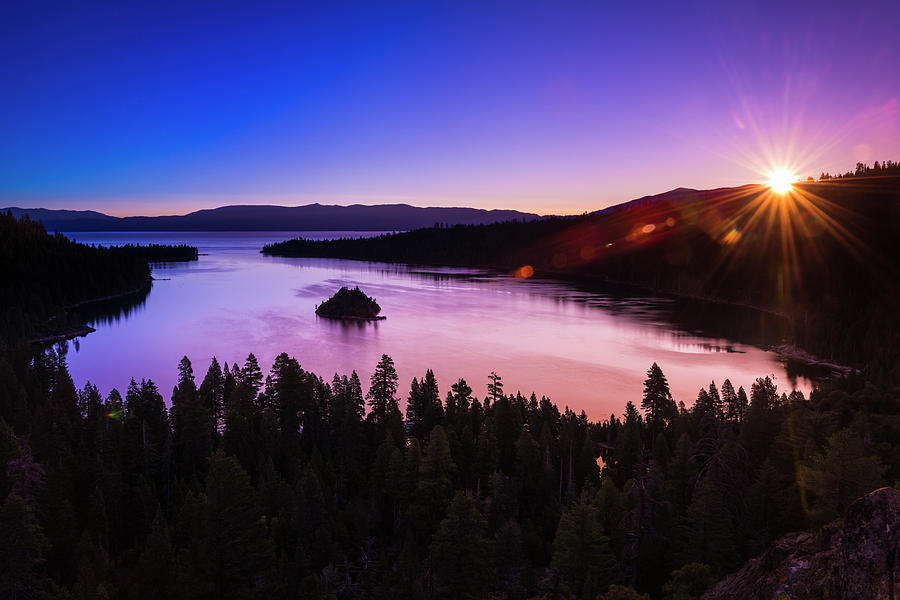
[769,170,798,193]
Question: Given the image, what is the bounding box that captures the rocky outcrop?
[703,487,900,600]
[841,486,900,599]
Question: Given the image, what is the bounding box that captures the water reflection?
[61,232,814,419]
[70,285,151,328]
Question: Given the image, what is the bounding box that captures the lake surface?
[62,232,811,419]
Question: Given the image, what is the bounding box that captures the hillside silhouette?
[0,212,197,341]
[265,172,900,366]
[2,172,899,600]
[3,203,545,232]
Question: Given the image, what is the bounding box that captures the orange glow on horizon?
[768,169,799,194]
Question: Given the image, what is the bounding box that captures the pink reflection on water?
[63,232,811,420]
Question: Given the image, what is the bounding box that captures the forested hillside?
[0,344,895,599]
[265,172,900,367]
[2,174,899,599]
[0,212,197,341]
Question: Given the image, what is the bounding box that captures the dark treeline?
[263,172,900,368]
[103,243,199,262]
[819,159,900,180]
[0,213,198,341]
[1,213,149,342]
[0,338,896,599]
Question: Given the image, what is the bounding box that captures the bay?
[62,231,811,418]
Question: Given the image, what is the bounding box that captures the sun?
[768,169,798,194]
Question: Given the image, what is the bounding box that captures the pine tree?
[487,371,504,405]
[707,381,722,418]
[367,355,404,444]
[622,456,669,591]
[405,377,424,440]
[367,355,399,425]
[735,386,748,423]
[135,511,186,600]
[413,425,456,534]
[720,379,738,422]
[242,353,264,399]
[199,356,226,433]
[743,460,785,554]
[641,363,674,431]
[515,428,544,517]
[676,473,737,572]
[494,520,527,598]
[429,492,494,599]
[594,477,625,554]
[125,378,170,481]
[693,388,715,420]
[749,376,777,410]
[446,378,472,426]
[421,369,443,437]
[803,428,886,521]
[329,371,365,464]
[551,494,617,595]
[171,356,212,480]
[6,436,45,504]
[204,450,272,599]
[614,401,643,486]
[666,433,696,515]
[269,352,308,464]
[662,563,714,600]
[0,493,49,599]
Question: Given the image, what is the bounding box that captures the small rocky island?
[315,286,385,320]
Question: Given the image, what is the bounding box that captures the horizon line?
[2,181,778,219]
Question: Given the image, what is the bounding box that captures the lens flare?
[768,169,798,194]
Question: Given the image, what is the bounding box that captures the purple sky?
[1,2,898,216]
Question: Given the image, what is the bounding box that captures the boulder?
[841,486,900,599]
[703,487,900,600]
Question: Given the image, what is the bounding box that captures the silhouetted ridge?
[263,173,900,365]
[0,212,198,341]
[2,203,546,232]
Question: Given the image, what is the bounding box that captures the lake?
[62,231,811,419]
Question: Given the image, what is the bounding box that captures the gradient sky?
[1,1,898,216]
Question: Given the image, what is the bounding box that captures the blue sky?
[1,1,898,215]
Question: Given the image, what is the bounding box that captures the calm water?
[62,232,811,419]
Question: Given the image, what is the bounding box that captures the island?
[315,286,385,320]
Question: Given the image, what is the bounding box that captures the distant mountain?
[589,185,758,216]
[1,203,545,232]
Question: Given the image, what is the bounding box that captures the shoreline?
[30,324,97,344]
[28,279,153,344]
[769,343,856,377]
[315,314,387,322]
[63,279,152,309]
[264,249,852,375]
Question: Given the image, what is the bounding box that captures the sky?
[1,1,898,216]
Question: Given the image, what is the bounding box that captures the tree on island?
[315,286,383,320]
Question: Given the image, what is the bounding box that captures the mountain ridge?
[261,176,900,365]
[2,203,549,232]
